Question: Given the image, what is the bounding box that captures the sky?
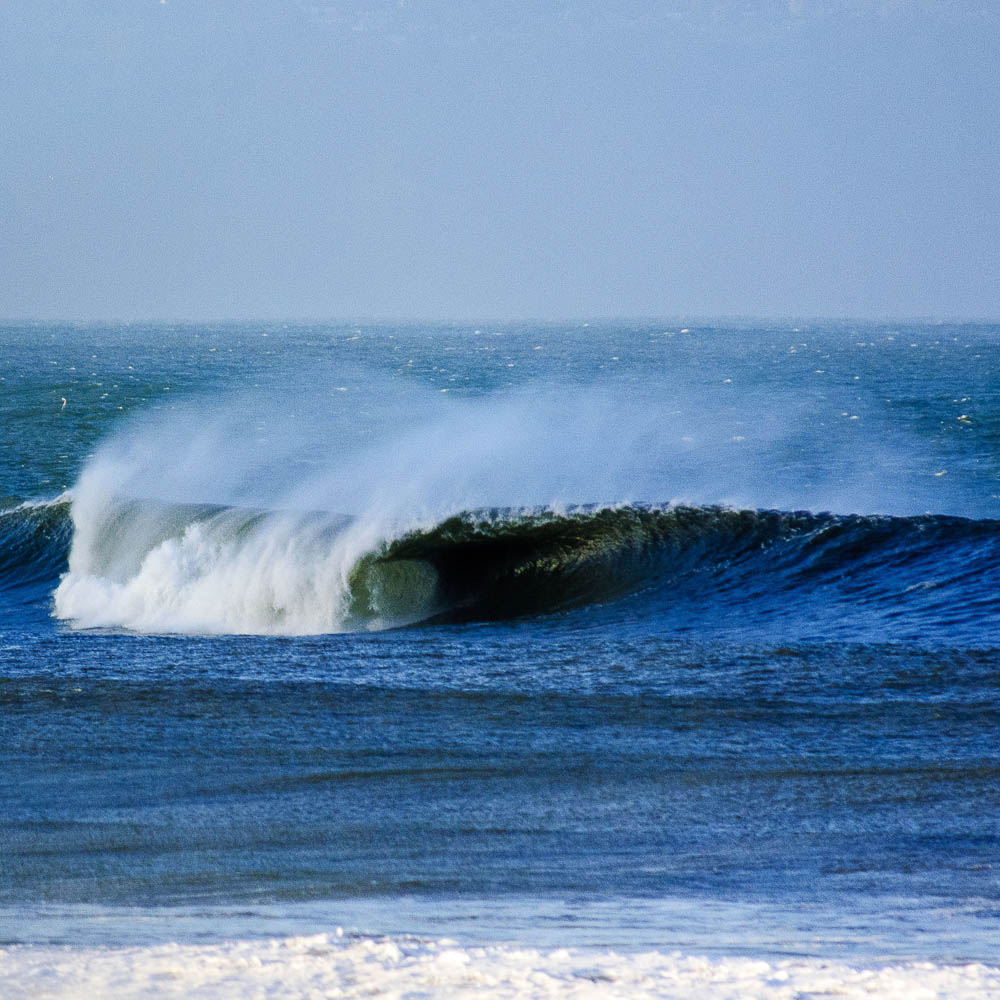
[1,0,998,321]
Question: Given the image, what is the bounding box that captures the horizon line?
[2,314,999,328]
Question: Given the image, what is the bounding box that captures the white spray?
[53,368,947,635]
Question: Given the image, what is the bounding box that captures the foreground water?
[1,321,998,996]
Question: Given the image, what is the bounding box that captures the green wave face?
[345,555,441,628]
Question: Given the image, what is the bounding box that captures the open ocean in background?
[2,321,999,997]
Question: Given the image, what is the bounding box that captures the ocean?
[1,320,999,998]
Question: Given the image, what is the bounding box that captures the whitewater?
[5,932,1000,999]
[2,321,999,997]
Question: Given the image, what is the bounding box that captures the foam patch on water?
[2,934,998,999]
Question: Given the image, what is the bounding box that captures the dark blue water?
[1,321,999,961]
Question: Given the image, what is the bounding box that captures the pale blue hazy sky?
[2,1,997,320]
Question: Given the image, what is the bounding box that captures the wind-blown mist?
[52,369,968,635]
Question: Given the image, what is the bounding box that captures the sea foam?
[2,934,998,999]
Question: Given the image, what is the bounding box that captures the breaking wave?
[5,493,992,639]
[7,378,998,640]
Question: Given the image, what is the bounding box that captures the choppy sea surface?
[1,321,999,997]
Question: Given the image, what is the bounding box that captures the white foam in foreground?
[2,934,999,1000]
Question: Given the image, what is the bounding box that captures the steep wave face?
[0,498,73,601]
[43,494,1000,640]
[391,505,1000,638]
